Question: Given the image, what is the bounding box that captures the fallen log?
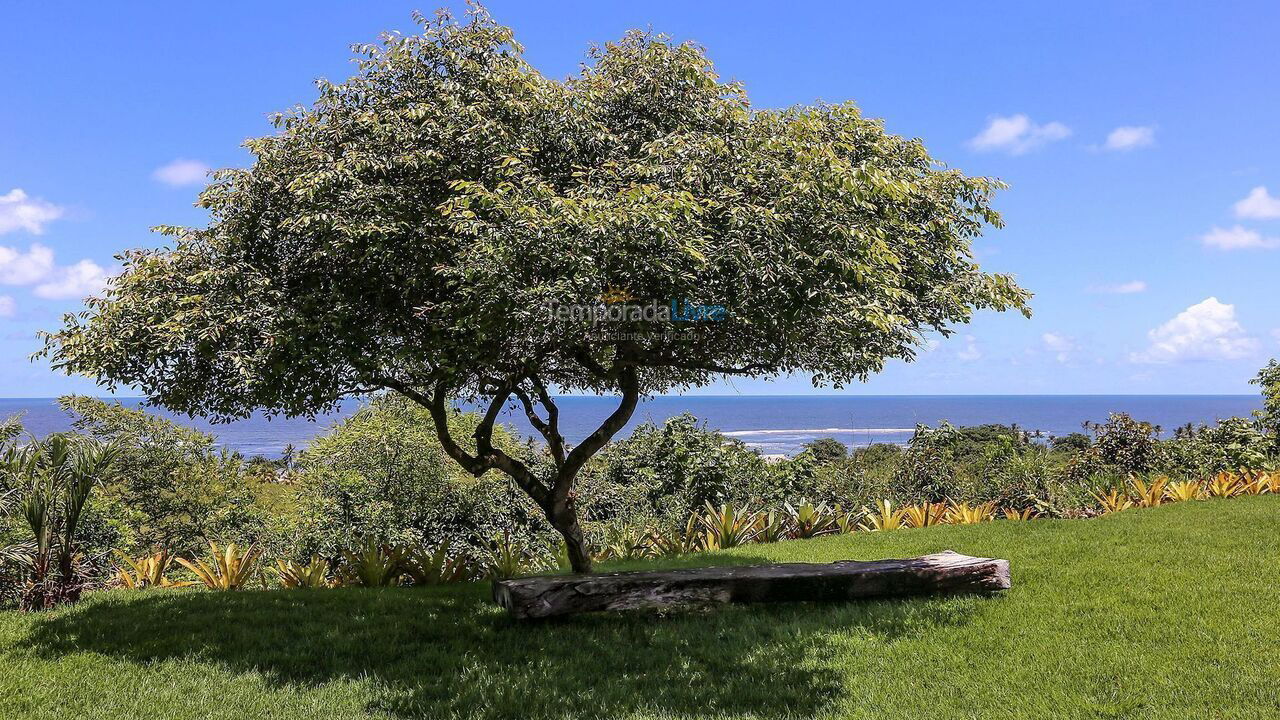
[493,550,1010,620]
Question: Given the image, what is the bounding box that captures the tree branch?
[513,375,566,468]
[473,380,514,456]
[555,365,640,504]
[570,345,614,380]
[623,351,780,376]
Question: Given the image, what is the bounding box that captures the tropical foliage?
[0,433,118,609]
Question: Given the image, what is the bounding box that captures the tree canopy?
[41,6,1030,571]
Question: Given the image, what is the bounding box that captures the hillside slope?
[2,496,1278,719]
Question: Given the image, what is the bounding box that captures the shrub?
[800,438,848,465]
[1087,413,1164,475]
[291,395,554,563]
[581,414,768,526]
[60,396,270,558]
[892,425,962,502]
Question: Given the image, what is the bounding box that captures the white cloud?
[956,335,981,361]
[152,159,210,187]
[1130,297,1258,363]
[1090,280,1147,294]
[33,259,113,300]
[1041,332,1076,363]
[968,114,1071,155]
[1233,186,1280,220]
[0,243,56,285]
[0,189,63,235]
[0,242,114,300]
[1200,225,1279,250]
[1103,126,1156,151]
[0,296,14,317]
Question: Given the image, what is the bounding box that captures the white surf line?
[723,427,917,436]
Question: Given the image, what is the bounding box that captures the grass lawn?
[2,496,1278,719]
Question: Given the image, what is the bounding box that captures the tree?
[40,6,1030,571]
[58,396,261,555]
[1251,359,1280,452]
[801,438,849,465]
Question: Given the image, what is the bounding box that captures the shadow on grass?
[22,556,985,719]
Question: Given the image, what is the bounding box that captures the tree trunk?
[493,550,1010,619]
[549,498,592,574]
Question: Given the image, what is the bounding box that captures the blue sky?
[1,1,1277,397]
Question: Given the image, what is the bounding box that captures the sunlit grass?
[2,496,1278,719]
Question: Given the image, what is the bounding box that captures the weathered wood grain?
[493,550,1010,619]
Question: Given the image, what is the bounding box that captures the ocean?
[0,395,1261,459]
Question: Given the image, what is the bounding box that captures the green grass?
[2,497,1279,719]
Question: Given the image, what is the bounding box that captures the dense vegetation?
[0,357,1275,602]
[1,496,1277,719]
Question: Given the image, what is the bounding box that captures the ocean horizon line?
[0,393,1260,401]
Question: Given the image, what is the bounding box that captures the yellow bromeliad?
[699,502,761,549]
[1002,507,1038,521]
[1092,487,1134,514]
[1238,469,1273,495]
[1128,475,1168,508]
[1164,479,1205,502]
[274,556,331,588]
[858,500,905,531]
[944,501,996,525]
[902,501,948,528]
[116,550,194,589]
[176,542,264,590]
[1205,471,1245,498]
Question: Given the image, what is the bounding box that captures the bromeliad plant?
[339,539,405,587]
[274,557,331,589]
[755,510,787,544]
[486,532,550,580]
[116,551,194,589]
[1128,475,1169,508]
[903,501,948,528]
[647,516,705,557]
[176,542,265,590]
[597,525,654,562]
[1164,480,1205,502]
[402,541,477,585]
[1,433,119,610]
[699,502,761,550]
[785,501,840,539]
[944,501,997,525]
[834,505,868,534]
[1205,471,1245,498]
[859,500,906,531]
[1092,487,1135,514]
[1238,469,1276,495]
